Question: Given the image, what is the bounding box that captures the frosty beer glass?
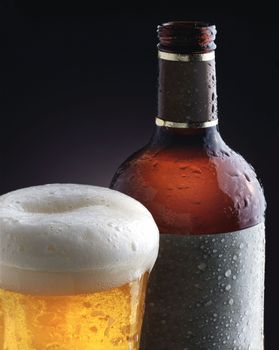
[0,184,159,350]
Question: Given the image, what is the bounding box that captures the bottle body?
[111,21,265,349]
[111,126,265,235]
[111,126,265,349]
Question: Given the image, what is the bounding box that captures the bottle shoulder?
[111,140,265,235]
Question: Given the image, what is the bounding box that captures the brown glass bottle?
[111,22,265,349]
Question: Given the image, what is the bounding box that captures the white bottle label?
[142,223,265,350]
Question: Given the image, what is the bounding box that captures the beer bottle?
[110,21,266,349]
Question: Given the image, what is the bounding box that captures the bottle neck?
[150,125,221,149]
[157,50,218,126]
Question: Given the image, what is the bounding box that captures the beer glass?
[0,184,159,350]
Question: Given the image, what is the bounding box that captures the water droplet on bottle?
[191,167,202,174]
[225,284,231,291]
[177,185,188,190]
[153,161,158,168]
[229,298,234,305]
[198,262,207,271]
[225,269,232,277]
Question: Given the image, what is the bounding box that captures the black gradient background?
[0,3,278,348]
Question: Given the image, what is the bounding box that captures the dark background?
[0,3,277,347]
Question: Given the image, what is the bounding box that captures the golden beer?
[0,184,159,350]
[0,273,148,349]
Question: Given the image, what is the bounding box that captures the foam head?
[0,184,159,295]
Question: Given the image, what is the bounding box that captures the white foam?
[0,184,159,295]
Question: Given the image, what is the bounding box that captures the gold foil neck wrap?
[158,51,215,62]
[155,117,218,129]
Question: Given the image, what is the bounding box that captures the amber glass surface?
[111,126,265,235]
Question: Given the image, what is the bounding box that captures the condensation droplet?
[225,284,231,291]
[229,298,234,305]
[153,161,158,168]
[198,263,207,271]
[225,269,232,277]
